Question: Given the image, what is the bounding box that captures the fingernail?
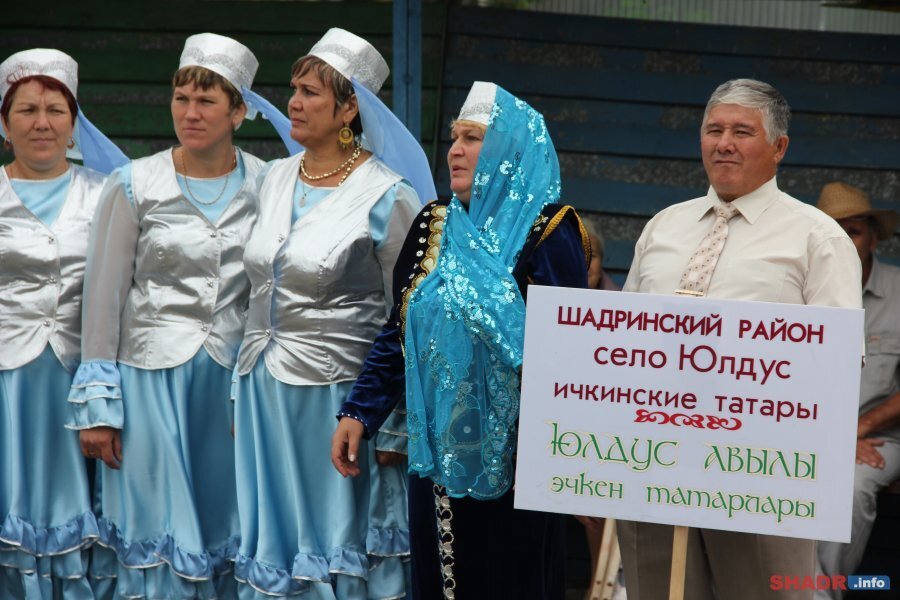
[349,453,356,462]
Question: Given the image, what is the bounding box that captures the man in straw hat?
[815,182,900,599]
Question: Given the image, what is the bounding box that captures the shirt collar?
[694,177,780,225]
[864,256,887,299]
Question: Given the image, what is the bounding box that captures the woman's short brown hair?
[1,75,78,128]
[172,66,244,111]
[291,56,362,136]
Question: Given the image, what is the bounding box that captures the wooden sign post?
[669,525,689,600]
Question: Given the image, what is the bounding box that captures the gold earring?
[338,126,354,150]
[67,137,75,149]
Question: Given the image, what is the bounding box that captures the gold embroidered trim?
[399,204,591,345]
[536,205,592,266]
[399,203,447,339]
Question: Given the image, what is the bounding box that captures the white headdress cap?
[0,49,129,174]
[456,81,497,127]
[308,28,389,94]
[0,49,78,101]
[179,33,258,93]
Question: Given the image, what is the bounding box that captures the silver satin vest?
[118,149,264,369]
[238,154,400,384]
[0,165,106,371]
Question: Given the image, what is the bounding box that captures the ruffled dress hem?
[0,511,99,559]
[365,527,409,558]
[96,518,238,581]
[235,527,410,596]
[0,512,97,587]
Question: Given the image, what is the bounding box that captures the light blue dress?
[233,173,412,600]
[1,172,98,600]
[68,158,251,600]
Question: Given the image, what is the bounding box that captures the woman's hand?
[332,417,365,477]
[80,426,122,470]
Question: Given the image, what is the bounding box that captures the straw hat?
[816,182,898,241]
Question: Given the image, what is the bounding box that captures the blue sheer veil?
[241,87,302,156]
[69,82,297,173]
[353,79,436,204]
[244,75,436,205]
[70,108,128,174]
[403,86,561,499]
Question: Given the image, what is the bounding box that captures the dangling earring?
[2,137,11,150]
[67,137,76,149]
[337,126,354,150]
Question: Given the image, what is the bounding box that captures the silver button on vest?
[238,154,400,384]
[0,165,106,371]
[116,149,264,369]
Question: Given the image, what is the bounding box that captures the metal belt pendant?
[434,484,457,599]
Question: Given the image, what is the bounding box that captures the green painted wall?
[0,1,447,162]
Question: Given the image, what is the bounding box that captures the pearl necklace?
[299,145,361,187]
[179,147,236,206]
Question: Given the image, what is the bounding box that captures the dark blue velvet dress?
[339,199,590,599]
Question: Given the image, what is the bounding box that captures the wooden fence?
[435,5,900,281]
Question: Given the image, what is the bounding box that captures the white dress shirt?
[624,177,862,310]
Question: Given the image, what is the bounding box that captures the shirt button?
[48,236,55,244]
[277,234,285,242]
[42,319,51,327]
[209,230,218,238]
[264,329,271,337]
[201,324,209,332]
[265,279,272,287]
[48,276,57,284]
[207,280,215,288]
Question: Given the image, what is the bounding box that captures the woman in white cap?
[332,81,590,599]
[69,33,291,598]
[0,48,126,599]
[232,28,435,600]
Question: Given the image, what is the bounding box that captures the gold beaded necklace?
[299,145,361,187]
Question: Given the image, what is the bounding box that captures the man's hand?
[376,451,405,467]
[856,437,886,469]
[332,417,365,477]
[80,426,123,470]
[574,515,605,532]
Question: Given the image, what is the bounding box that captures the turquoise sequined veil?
[404,87,561,499]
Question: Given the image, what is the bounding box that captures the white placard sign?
[514,286,864,542]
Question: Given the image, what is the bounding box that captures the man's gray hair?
[702,78,790,143]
